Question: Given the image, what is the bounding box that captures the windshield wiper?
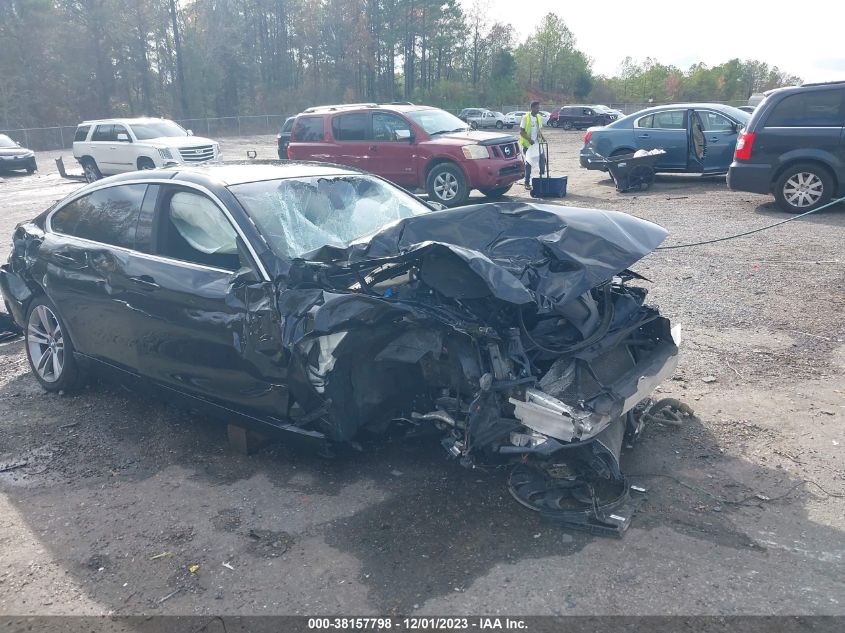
[430,127,468,135]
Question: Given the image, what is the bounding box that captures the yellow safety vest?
[519,112,543,148]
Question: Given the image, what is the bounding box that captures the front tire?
[479,184,513,199]
[562,121,573,130]
[426,163,469,207]
[774,163,834,213]
[470,121,478,130]
[25,297,84,392]
[81,158,101,183]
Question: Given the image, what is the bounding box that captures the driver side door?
[368,112,418,186]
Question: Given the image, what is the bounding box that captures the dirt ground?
[0,130,843,617]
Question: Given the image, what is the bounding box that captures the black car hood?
[302,202,667,311]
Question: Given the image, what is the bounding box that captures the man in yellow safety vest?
[519,101,546,189]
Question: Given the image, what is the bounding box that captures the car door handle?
[52,252,87,269]
[129,275,160,290]
[709,137,719,142]
[638,133,650,138]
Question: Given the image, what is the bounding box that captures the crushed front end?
[277,202,680,534]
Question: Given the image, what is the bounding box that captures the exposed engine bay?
[275,202,681,535]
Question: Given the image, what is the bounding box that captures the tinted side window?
[636,114,654,128]
[74,126,91,142]
[331,113,369,141]
[51,184,147,248]
[766,89,845,127]
[91,125,115,142]
[281,118,295,133]
[292,117,325,141]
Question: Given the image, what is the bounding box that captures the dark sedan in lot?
[0,134,37,174]
[580,104,750,174]
[0,162,679,532]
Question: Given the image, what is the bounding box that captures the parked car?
[287,104,522,206]
[467,109,506,129]
[580,103,751,175]
[458,108,484,122]
[593,105,624,119]
[504,111,526,128]
[72,118,220,183]
[549,105,615,129]
[276,116,296,159]
[0,162,679,531]
[539,110,551,125]
[728,81,845,212]
[0,134,37,174]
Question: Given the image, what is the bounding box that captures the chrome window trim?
[45,178,270,281]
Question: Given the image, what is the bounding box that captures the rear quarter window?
[50,184,147,249]
[765,89,845,127]
[331,113,369,141]
[74,126,91,142]
[292,117,325,142]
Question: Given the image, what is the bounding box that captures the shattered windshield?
[230,175,434,259]
[407,109,468,135]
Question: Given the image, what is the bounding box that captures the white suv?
[72,118,220,182]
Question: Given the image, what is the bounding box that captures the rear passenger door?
[44,183,150,370]
[633,110,688,170]
[89,124,117,173]
[329,113,370,170]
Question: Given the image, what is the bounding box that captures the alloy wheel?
[433,172,459,201]
[27,304,64,383]
[783,172,823,208]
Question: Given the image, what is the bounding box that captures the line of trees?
[0,0,801,129]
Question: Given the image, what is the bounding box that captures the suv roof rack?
[794,80,845,88]
[303,103,378,113]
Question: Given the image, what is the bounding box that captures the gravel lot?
[1,130,843,617]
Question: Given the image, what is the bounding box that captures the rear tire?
[479,184,513,199]
[562,121,573,130]
[25,296,85,393]
[81,158,101,183]
[774,163,834,213]
[495,121,504,129]
[426,163,469,207]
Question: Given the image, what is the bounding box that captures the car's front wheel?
[496,121,504,129]
[80,158,101,183]
[426,163,469,207]
[25,297,84,392]
[470,121,478,130]
[562,121,573,130]
[479,184,513,199]
[774,163,834,213]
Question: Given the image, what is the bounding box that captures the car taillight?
[287,145,293,160]
[583,130,593,144]
[734,132,756,161]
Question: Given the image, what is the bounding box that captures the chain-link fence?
[2,102,750,152]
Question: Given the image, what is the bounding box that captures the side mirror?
[187,129,194,136]
[116,133,130,142]
[395,129,413,142]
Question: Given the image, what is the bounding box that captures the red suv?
[287,104,523,206]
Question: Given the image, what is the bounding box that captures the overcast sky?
[470,1,845,83]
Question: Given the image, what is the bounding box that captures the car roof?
[763,81,845,98]
[300,103,433,115]
[627,103,748,117]
[78,117,177,126]
[94,161,363,187]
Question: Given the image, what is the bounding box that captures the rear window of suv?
[292,116,325,141]
[74,125,91,142]
[331,113,369,141]
[766,89,845,127]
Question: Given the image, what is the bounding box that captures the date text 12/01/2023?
[307,617,529,630]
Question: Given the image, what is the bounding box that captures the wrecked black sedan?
[1,163,680,534]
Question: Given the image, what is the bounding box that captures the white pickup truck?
[72,118,220,182]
